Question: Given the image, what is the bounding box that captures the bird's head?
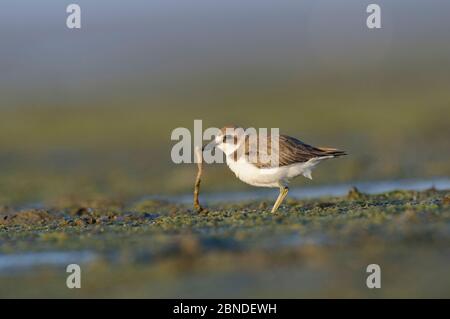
[203,125,246,156]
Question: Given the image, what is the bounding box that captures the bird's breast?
[226,156,284,187]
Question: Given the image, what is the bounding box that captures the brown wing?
[235,134,346,168]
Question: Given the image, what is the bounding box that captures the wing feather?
[234,134,346,168]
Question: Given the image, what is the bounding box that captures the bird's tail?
[317,147,347,157]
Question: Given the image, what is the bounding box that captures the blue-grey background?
[0,0,449,202]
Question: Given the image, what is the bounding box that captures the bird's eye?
[223,135,233,143]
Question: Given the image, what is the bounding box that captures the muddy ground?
[0,188,449,298]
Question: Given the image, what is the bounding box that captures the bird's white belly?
[226,156,332,188]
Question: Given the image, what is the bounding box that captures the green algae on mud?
[0,188,449,298]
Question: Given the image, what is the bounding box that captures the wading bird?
[204,126,346,213]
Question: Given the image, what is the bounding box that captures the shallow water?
[3,177,449,276]
[0,187,449,297]
[0,251,97,274]
[149,177,450,204]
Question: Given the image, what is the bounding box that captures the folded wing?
[240,134,346,168]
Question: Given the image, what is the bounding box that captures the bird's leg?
[271,186,289,213]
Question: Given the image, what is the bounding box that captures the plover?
[204,125,346,213]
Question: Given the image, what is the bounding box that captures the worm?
[193,146,205,212]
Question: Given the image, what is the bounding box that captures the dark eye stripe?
[223,135,233,143]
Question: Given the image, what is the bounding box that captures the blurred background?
[0,0,449,205]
